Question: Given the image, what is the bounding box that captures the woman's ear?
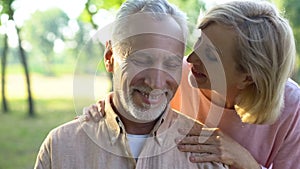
[104,40,114,72]
[237,74,254,90]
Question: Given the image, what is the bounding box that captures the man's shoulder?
[47,119,83,140]
[45,118,107,149]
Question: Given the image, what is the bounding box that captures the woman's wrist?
[235,148,261,169]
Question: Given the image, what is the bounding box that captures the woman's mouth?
[191,67,207,79]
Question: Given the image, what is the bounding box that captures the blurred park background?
[0,0,299,168]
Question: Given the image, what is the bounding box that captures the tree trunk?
[1,34,9,113]
[16,27,34,116]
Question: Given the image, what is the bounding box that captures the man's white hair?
[111,0,188,57]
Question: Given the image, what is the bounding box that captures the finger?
[97,100,106,117]
[178,127,219,138]
[178,122,207,136]
[189,154,225,165]
[176,135,219,145]
[190,154,216,163]
[199,127,220,137]
[77,107,90,122]
[82,107,91,121]
[90,104,102,122]
[177,144,219,154]
[175,136,201,145]
[189,122,205,135]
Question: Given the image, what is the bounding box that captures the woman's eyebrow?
[192,36,203,51]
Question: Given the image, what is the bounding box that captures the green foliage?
[79,0,125,25]
[283,0,300,27]
[0,0,14,24]
[21,9,70,75]
[89,0,125,10]
[281,0,300,81]
[170,0,205,24]
[18,8,106,76]
[22,9,69,53]
[169,0,205,55]
[79,9,94,24]
[283,0,300,53]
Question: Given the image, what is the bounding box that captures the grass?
[0,98,77,169]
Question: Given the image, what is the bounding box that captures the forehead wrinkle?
[129,50,183,62]
[129,48,183,59]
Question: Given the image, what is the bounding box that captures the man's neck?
[117,114,158,134]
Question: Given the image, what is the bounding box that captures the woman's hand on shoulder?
[176,123,261,169]
[75,100,105,122]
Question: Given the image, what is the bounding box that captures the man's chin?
[129,105,166,122]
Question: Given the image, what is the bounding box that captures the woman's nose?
[187,52,201,64]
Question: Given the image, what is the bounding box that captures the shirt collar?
[103,93,122,144]
[103,92,173,145]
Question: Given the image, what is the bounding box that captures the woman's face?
[187,23,249,100]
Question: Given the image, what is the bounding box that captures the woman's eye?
[205,48,218,62]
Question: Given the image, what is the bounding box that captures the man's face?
[112,16,185,123]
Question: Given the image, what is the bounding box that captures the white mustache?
[131,86,173,100]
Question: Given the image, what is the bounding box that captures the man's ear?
[237,74,254,90]
[104,40,114,72]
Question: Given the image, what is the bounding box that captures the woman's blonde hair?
[199,1,296,124]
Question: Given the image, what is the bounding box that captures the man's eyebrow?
[129,51,151,58]
[130,51,182,60]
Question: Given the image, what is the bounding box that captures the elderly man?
[34,0,228,168]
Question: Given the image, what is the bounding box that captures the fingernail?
[190,156,195,162]
[177,145,184,149]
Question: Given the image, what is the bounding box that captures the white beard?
[119,87,172,123]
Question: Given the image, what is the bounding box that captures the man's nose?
[144,69,169,89]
